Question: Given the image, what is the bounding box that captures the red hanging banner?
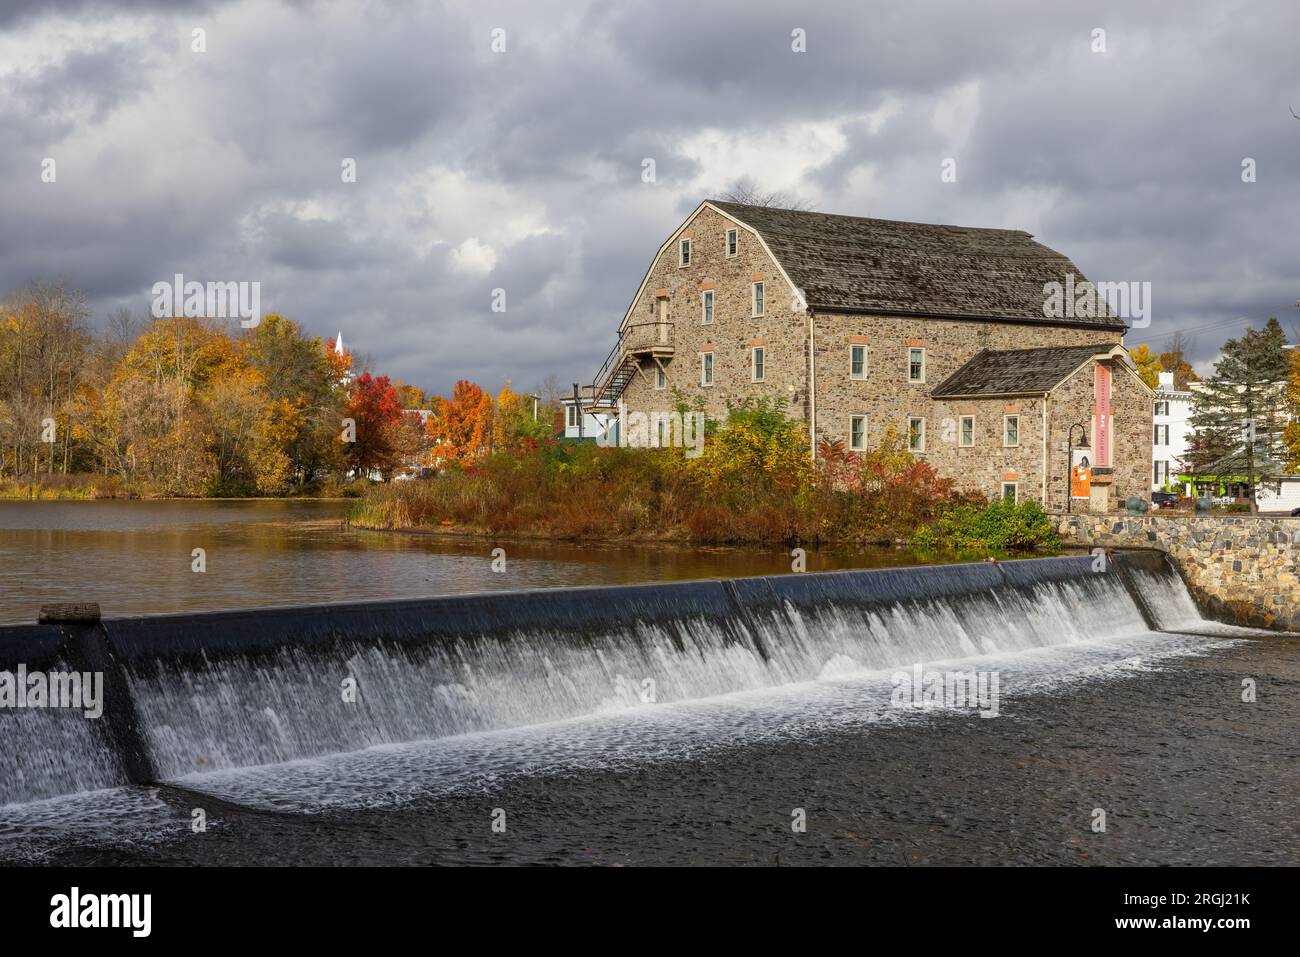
[1094,364,1111,467]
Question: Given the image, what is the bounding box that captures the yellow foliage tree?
[1128,344,1163,388]
[1284,349,1300,474]
[688,401,813,497]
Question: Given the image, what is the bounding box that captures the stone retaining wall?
[1054,512,1300,631]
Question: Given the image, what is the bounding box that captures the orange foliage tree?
[429,379,493,464]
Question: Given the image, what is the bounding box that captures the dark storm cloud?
[1,0,1298,393]
[0,0,226,27]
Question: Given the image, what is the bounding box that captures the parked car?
[1152,492,1179,509]
[1290,506,1300,517]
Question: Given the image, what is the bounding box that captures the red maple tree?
[343,372,404,476]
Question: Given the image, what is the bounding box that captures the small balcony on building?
[589,322,674,409]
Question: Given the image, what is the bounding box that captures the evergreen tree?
[1186,318,1289,511]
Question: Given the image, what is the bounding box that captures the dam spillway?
[0,551,1211,807]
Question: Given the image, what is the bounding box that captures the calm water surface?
[0,499,956,623]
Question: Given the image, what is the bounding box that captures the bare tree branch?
[717,178,815,210]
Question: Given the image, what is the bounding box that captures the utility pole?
[572,382,584,439]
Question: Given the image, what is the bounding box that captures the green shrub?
[913,498,1058,552]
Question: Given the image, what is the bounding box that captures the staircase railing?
[590,322,673,405]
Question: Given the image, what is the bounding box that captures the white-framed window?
[679,239,691,266]
[655,366,666,389]
[1154,400,1169,416]
[850,344,867,380]
[657,418,667,447]
[1154,424,1169,445]
[702,289,714,324]
[567,405,578,428]
[1154,460,1169,485]
[1002,482,1018,503]
[751,346,765,382]
[908,347,925,383]
[908,416,925,452]
[1003,414,1020,448]
[752,281,765,317]
[701,351,714,386]
[959,415,975,447]
[849,415,867,452]
[726,229,738,257]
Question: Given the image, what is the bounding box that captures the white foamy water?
[128,568,1152,783]
[0,786,183,864]
[164,629,1241,813]
[0,707,123,806]
[0,555,1271,835]
[0,623,1244,860]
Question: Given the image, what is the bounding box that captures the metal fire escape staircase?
[589,322,674,410]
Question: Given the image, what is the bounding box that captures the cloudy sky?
[2,0,1297,394]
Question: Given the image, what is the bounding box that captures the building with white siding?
[1152,371,1194,492]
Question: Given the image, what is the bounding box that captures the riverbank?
[348,442,1060,551]
[0,474,370,500]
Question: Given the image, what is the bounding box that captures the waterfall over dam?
[0,551,1210,807]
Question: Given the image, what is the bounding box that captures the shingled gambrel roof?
[709,201,1124,328]
[930,344,1128,398]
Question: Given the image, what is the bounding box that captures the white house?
[1152,371,1195,493]
[561,387,617,442]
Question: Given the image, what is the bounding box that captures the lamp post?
[1066,423,1091,514]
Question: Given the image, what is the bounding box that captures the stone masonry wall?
[812,312,1127,504]
[615,203,1142,510]
[1056,512,1300,631]
[1043,358,1152,512]
[619,205,809,424]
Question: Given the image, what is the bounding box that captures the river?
[1,501,1296,867]
[0,499,953,624]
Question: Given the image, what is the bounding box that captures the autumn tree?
[1128,344,1162,388]
[382,411,428,478]
[100,316,244,493]
[0,281,454,493]
[244,315,343,486]
[429,380,493,464]
[0,281,92,476]
[1283,348,1300,476]
[392,381,426,410]
[491,382,549,451]
[343,372,404,478]
[1157,332,1200,390]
